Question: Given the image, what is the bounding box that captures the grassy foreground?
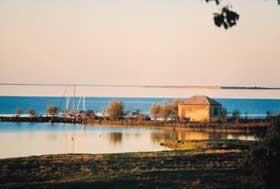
[0,150,243,189]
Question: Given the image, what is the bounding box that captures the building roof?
[182,95,221,106]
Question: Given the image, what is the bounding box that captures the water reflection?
[0,122,256,159]
[151,130,256,143]
[108,132,123,145]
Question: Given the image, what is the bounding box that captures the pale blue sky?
[0,0,280,97]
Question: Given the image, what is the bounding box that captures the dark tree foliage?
[205,0,279,29]
[47,105,58,117]
[214,7,239,29]
[243,115,280,188]
[205,0,220,5]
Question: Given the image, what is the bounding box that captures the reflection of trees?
[209,132,227,140]
[151,130,256,144]
[150,131,178,143]
[134,133,141,139]
[108,132,123,145]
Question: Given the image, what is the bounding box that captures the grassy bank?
[0,150,243,189]
[160,139,256,151]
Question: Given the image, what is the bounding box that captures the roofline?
[179,104,221,106]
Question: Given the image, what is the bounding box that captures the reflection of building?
[178,95,222,122]
[178,131,210,140]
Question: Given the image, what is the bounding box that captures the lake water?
[0,122,256,159]
[0,96,280,118]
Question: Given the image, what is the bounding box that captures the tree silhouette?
[205,0,279,29]
[243,115,280,188]
[16,107,23,117]
[28,107,36,117]
[47,105,58,117]
[205,0,220,5]
[214,7,239,29]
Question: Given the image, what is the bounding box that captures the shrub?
[243,115,280,188]
[106,100,124,120]
[28,107,36,117]
[16,107,23,117]
[47,105,58,117]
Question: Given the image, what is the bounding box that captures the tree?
[205,0,279,29]
[150,103,161,121]
[232,109,240,122]
[244,112,248,120]
[243,115,280,188]
[213,6,239,29]
[81,112,88,124]
[266,110,272,120]
[28,107,36,117]
[135,110,146,122]
[171,99,184,121]
[222,107,227,117]
[159,102,173,122]
[47,105,58,117]
[106,100,124,120]
[88,110,96,120]
[124,108,132,119]
[135,109,141,115]
[221,107,228,122]
[16,107,23,117]
[206,0,239,29]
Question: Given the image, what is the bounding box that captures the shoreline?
[85,122,267,134]
[0,115,269,134]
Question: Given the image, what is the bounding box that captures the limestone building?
[178,95,222,122]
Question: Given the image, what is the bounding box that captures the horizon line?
[0,83,280,90]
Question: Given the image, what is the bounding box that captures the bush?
[243,115,280,188]
[106,100,124,120]
[47,105,58,117]
[16,107,23,117]
[28,107,36,117]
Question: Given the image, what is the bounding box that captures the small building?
[178,95,222,122]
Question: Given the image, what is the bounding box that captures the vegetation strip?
[0,151,242,188]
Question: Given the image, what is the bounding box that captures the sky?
[0,0,280,97]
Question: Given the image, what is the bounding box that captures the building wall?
[178,104,210,122]
[209,105,222,121]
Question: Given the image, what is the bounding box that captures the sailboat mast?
[83,96,86,111]
[77,97,82,111]
[66,96,69,112]
[73,84,76,111]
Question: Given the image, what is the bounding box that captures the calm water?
[0,96,280,118]
[0,122,256,159]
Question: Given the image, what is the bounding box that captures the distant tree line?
[14,101,276,125]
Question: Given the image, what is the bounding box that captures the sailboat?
[63,85,87,116]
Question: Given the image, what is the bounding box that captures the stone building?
[178,95,222,122]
